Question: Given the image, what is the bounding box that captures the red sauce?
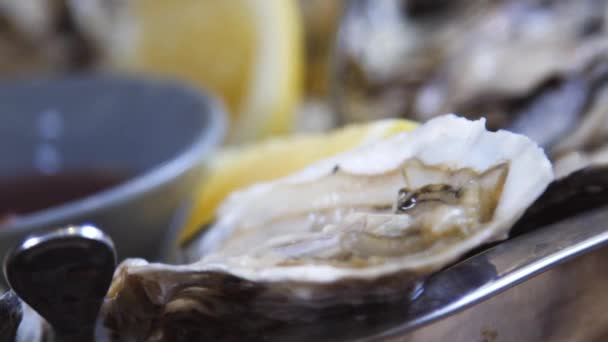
[0,171,130,225]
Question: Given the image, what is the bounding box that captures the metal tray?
[369,207,608,341]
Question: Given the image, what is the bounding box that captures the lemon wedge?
[88,0,303,143]
[178,119,418,244]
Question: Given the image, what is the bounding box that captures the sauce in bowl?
[0,171,130,226]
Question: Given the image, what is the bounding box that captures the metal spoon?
[3,225,116,342]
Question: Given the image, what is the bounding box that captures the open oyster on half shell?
[103,115,553,341]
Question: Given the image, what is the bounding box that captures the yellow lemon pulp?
[179,119,419,245]
[106,0,303,143]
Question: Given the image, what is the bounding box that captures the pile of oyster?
[102,115,554,340]
[0,0,131,76]
[0,1,99,76]
[334,0,608,171]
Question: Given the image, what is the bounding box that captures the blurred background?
[0,0,341,141]
[1,0,607,154]
[3,0,606,142]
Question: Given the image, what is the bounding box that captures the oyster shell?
[334,0,608,154]
[512,163,608,238]
[0,0,101,76]
[103,115,552,341]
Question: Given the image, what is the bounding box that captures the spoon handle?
[3,225,116,342]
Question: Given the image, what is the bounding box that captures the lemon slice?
[85,0,303,143]
[178,119,418,244]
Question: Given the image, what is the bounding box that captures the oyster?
[334,0,608,154]
[512,164,608,238]
[103,115,552,341]
[0,0,101,76]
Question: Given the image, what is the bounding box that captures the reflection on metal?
[375,206,608,341]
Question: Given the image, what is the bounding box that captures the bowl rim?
[0,75,227,237]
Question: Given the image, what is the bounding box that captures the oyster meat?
[103,115,552,341]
